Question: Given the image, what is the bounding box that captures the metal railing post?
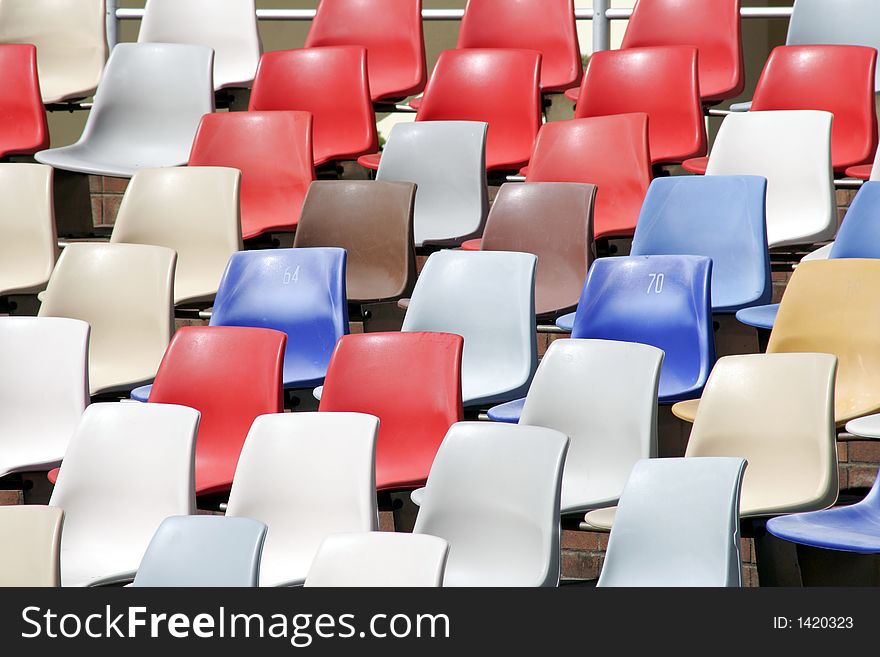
[106,0,119,50]
[592,0,611,52]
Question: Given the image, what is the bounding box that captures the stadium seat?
[460,182,595,318]
[305,532,449,587]
[110,167,242,307]
[138,0,260,90]
[35,43,214,177]
[294,181,416,304]
[38,243,176,396]
[845,146,880,181]
[573,46,707,165]
[0,45,48,157]
[0,164,56,297]
[375,121,488,247]
[225,412,379,587]
[49,403,199,587]
[0,0,107,104]
[304,0,426,102]
[597,457,747,587]
[319,332,463,491]
[249,46,377,166]
[402,250,538,407]
[0,506,63,587]
[0,318,88,479]
[145,326,285,497]
[525,114,652,240]
[133,516,267,587]
[413,422,568,587]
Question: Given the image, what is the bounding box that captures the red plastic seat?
[304,0,426,102]
[526,114,652,240]
[457,0,581,94]
[319,332,464,491]
[0,44,49,158]
[147,326,285,497]
[188,111,315,240]
[573,46,706,165]
[248,46,377,166]
[846,164,873,180]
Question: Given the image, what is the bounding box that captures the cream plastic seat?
[138,0,261,90]
[0,317,89,478]
[49,403,199,587]
[225,412,379,587]
[0,0,107,104]
[0,506,63,587]
[0,164,57,297]
[597,457,747,587]
[38,243,176,396]
[110,167,242,307]
[305,533,449,588]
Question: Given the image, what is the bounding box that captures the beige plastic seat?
[0,0,107,104]
[0,506,63,587]
[0,164,57,297]
[38,243,176,396]
[110,167,242,307]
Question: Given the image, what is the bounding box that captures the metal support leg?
[592,0,611,53]
[106,0,119,51]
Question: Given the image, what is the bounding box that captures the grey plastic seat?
[597,457,747,587]
[35,43,215,178]
[0,505,64,587]
[376,121,489,247]
[133,516,267,587]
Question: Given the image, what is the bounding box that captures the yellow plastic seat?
[0,506,63,587]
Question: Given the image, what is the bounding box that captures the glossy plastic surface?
[0,506,63,587]
[0,45,48,157]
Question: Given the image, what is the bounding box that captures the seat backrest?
[525,114,652,240]
[0,44,49,157]
[631,175,771,313]
[0,506,64,587]
[413,422,568,587]
[687,353,838,517]
[456,0,581,93]
[621,0,744,103]
[225,412,379,587]
[0,0,107,103]
[305,0,426,101]
[133,516,267,587]
[402,250,538,407]
[319,332,463,491]
[0,163,57,296]
[294,180,416,303]
[416,48,542,171]
[111,167,242,306]
[571,255,715,403]
[520,339,663,515]
[705,110,836,248]
[376,120,488,247]
[575,46,706,164]
[138,0,261,90]
[249,46,377,165]
[830,182,880,258]
[305,532,449,587]
[480,182,595,317]
[750,45,877,171]
[210,248,349,389]
[597,457,747,587]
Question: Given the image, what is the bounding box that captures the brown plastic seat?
[461,182,595,318]
[293,181,417,304]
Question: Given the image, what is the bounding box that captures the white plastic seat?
[0,317,88,478]
[49,403,199,587]
[305,533,449,587]
[138,0,261,90]
[225,412,379,587]
[401,250,538,407]
[0,0,107,104]
[38,243,176,396]
[0,506,64,587]
[376,121,489,247]
[413,422,569,587]
[110,167,243,306]
[0,164,57,297]
[35,43,215,178]
[705,110,836,249]
[597,457,747,587]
